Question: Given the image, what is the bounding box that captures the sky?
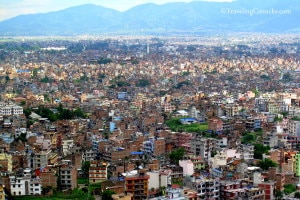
[0,0,233,22]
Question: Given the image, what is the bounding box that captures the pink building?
[179,160,194,176]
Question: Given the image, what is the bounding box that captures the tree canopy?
[254,143,270,159]
[102,190,116,200]
[169,147,185,164]
[257,158,277,170]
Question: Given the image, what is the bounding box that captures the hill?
[0,0,299,36]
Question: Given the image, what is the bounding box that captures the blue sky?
[0,0,233,21]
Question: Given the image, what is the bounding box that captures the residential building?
[89,160,108,184]
[187,175,220,200]
[40,167,58,188]
[288,120,300,137]
[9,169,42,196]
[59,162,77,190]
[191,135,216,160]
[124,170,149,200]
[258,181,275,200]
[179,160,194,176]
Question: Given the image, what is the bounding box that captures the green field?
[166,118,208,133]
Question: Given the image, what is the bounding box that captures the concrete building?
[0,153,12,172]
[288,120,300,137]
[40,167,58,188]
[27,150,52,169]
[146,171,170,192]
[59,161,77,190]
[187,175,220,200]
[124,170,149,200]
[9,169,42,196]
[191,134,216,160]
[89,160,108,183]
[258,181,275,200]
[142,137,165,157]
[179,160,194,176]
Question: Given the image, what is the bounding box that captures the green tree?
[102,190,116,200]
[284,184,297,195]
[137,78,150,87]
[82,161,90,178]
[254,143,270,159]
[23,108,32,118]
[169,147,185,164]
[257,158,277,170]
[241,133,256,144]
[275,190,283,200]
[98,58,112,65]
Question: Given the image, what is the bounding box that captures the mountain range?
[0,0,299,36]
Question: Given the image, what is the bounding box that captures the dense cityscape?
[0,33,299,200]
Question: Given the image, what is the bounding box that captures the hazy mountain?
[0,0,299,36]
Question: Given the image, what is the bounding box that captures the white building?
[288,120,300,137]
[147,170,171,191]
[0,102,23,116]
[179,160,194,176]
[10,169,42,196]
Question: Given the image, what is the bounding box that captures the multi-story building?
[263,132,278,148]
[258,181,275,200]
[0,102,23,116]
[89,160,108,184]
[239,144,254,160]
[288,120,300,137]
[190,156,206,171]
[9,169,42,196]
[187,175,220,200]
[82,149,96,162]
[245,118,261,131]
[27,150,52,169]
[125,170,149,200]
[208,117,223,134]
[220,181,264,200]
[0,153,12,172]
[40,167,58,188]
[146,170,171,192]
[59,162,77,190]
[142,137,165,157]
[179,160,194,176]
[191,134,216,161]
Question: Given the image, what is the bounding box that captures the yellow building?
[0,185,5,200]
[0,153,12,172]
